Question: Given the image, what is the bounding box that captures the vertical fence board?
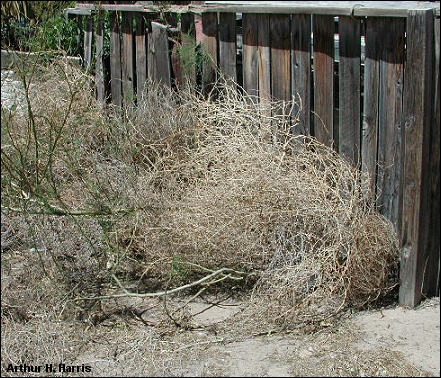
[110,12,122,107]
[83,16,93,69]
[291,14,311,135]
[338,16,361,165]
[362,18,381,200]
[400,10,435,307]
[426,17,440,297]
[121,12,134,105]
[313,15,335,147]
[201,12,218,96]
[135,13,147,98]
[242,13,259,97]
[148,22,171,87]
[218,12,237,83]
[270,14,291,104]
[376,18,405,230]
[258,14,271,118]
[95,11,105,103]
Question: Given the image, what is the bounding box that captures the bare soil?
[2,291,439,377]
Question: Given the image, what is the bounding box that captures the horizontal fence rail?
[66,1,440,307]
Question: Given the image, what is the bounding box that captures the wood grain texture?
[313,15,334,147]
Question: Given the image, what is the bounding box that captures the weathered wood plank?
[95,11,106,103]
[270,14,291,103]
[361,17,380,201]
[376,18,405,230]
[135,13,147,98]
[201,12,218,96]
[218,12,237,84]
[291,14,311,135]
[424,16,440,297]
[110,12,122,107]
[257,13,271,110]
[148,22,171,87]
[121,12,135,106]
[400,9,435,307]
[313,15,334,147]
[83,16,93,69]
[338,16,361,165]
[242,13,259,97]
[202,1,440,17]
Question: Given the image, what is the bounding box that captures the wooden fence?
[66,1,440,308]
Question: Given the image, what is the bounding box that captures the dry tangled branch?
[1,60,399,333]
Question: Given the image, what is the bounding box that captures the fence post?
[400,9,436,307]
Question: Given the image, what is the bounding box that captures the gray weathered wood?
[83,16,93,69]
[338,16,361,165]
[257,14,271,108]
[361,17,380,201]
[242,13,259,97]
[270,14,291,103]
[110,12,122,107]
[135,13,147,98]
[203,1,440,17]
[201,12,218,96]
[121,12,135,106]
[376,18,405,230]
[400,9,435,307]
[313,15,334,147]
[95,11,106,103]
[291,14,311,135]
[148,22,171,87]
[424,16,440,297]
[218,12,237,84]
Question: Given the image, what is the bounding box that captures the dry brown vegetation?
[1,57,408,376]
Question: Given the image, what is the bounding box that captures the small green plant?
[29,15,82,55]
[171,254,187,277]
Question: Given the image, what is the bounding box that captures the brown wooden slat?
[242,13,259,97]
[201,12,218,97]
[376,18,405,230]
[361,17,380,201]
[218,12,237,84]
[95,11,106,103]
[400,9,435,307]
[338,16,361,165]
[425,17,440,297]
[121,12,135,106]
[110,12,122,107]
[313,15,335,147]
[270,14,291,103]
[291,14,311,135]
[257,13,271,117]
[135,13,147,99]
[148,22,171,87]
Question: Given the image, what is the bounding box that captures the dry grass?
[1,58,406,376]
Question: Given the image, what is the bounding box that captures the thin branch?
[78,268,246,301]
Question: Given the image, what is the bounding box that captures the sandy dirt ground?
[63,295,439,377]
[178,296,440,377]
